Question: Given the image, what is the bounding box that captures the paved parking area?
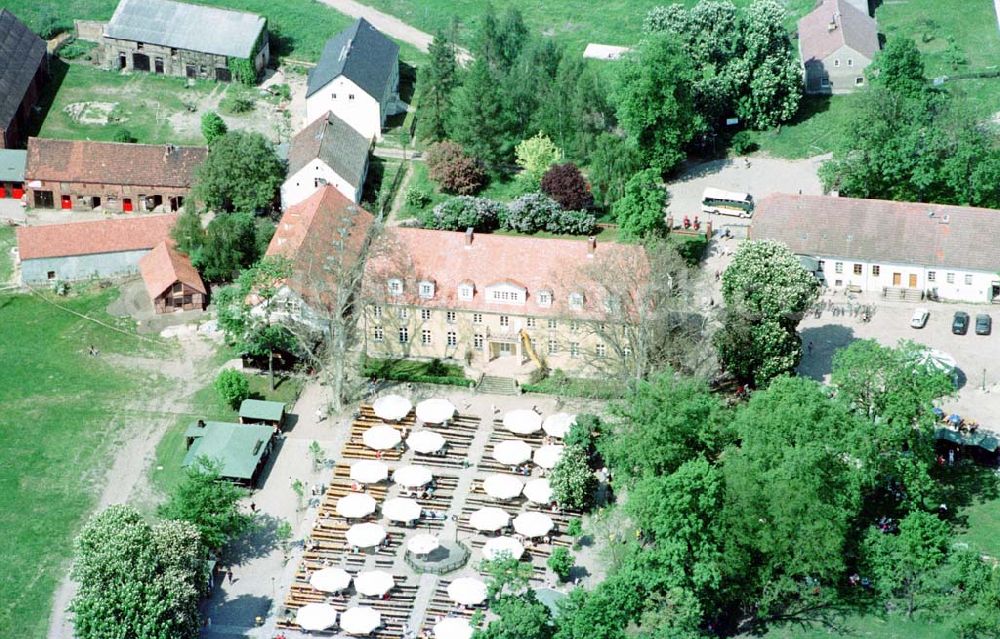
[798,292,1000,429]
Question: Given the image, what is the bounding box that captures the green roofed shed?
[184,421,274,484]
[239,399,285,426]
[935,427,1000,453]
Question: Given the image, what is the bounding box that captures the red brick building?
[25,138,207,213]
[0,10,48,149]
[139,240,207,313]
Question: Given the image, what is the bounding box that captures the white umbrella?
[393,465,433,487]
[483,474,523,500]
[543,413,576,438]
[296,603,338,631]
[336,493,377,519]
[373,394,412,421]
[513,512,554,538]
[523,478,553,504]
[469,507,510,532]
[346,522,386,548]
[492,440,532,465]
[533,444,565,470]
[340,606,381,635]
[382,497,421,522]
[416,398,456,424]
[407,533,440,555]
[435,616,474,639]
[482,536,524,560]
[350,460,389,484]
[309,567,351,593]
[447,577,488,606]
[502,409,542,435]
[363,424,402,450]
[408,430,446,454]
[354,570,395,597]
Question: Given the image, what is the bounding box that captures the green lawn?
[760,613,961,639]
[0,289,170,639]
[751,93,861,159]
[0,226,14,285]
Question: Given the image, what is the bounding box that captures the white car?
[910,308,930,329]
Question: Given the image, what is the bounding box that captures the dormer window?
[537,290,552,307]
[458,283,474,301]
[485,282,526,305]
[604,295,621,314]
[418,280,436,299]
[569,292,584,310]
[387,278,403,296]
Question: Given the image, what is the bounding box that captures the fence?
[402,541,470,575]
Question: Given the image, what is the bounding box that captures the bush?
[58,38,96,61]
[422,196,506,231]
[426,358,448,377]
[549,444,597,511]
[200,112,228,145]
[547,547,574,581]
[541,163,594,211]
[426,141,488,195]
[565,414,601,451]
[547,209,597,235]
[214,369,250,409]
[566,518,583,537]
[503,193,561,234]
[271,83,292,101]
[730,130,758,155]
[220,87,255,114]
[113,129,136,143]
[404,186,432,208]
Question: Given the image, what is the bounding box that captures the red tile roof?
[797,0,878,63]
[25,138,207,188]
[16,214,178,260]
[363,228,648,319]
[139,240,206,299]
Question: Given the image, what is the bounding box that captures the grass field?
[752,93,861,159]
[0,226,14,285]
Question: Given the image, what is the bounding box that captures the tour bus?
[701,188,754,218]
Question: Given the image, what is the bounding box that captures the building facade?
[0,10,47,149]
[0,149,26,199]
[797,0,878,94]
[25,138,206,212]
[102,0,268,81]
[750,194,1000,304]
[281,111,370,207]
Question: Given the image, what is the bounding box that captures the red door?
[0,186,6,198]
[60,195,72,210]
[123,198,133,212]
[12,187,23,199]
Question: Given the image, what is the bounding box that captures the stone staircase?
[477,375,518,396]
[882,286,924,302]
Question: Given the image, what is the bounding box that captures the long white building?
[750,194,1000,304]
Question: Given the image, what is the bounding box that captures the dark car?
[976,314,992,335]
[952,311,970,335]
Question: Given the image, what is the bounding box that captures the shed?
[239,399,286,428]
[183,420,274,484]
[138,240,207,313]
[0,148,26,198]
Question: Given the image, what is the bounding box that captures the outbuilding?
[138,240,207,313]
[281,110,371,207]
[797,0,879,94]
[0,148,26,199]
[239,399,286,429]
[183,420,274,485]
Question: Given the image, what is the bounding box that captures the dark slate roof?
[287,111,370,189]
[306,18,399,99]
[750,194,1000,273]
[0,10,46,131]
[104,0,266,58]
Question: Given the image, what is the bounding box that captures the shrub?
[546,209,597,235]
[547,547,574,581]
[503,193,561,234]
[566,518,583,537]
[113,129,136,143]
[730,130,758,155]
[200,112,228,145]
[422,196,506,231]
[426,141,488,195]
[214,369,250,409]
[271,83,292,101]
[564,414,601,452]
[541,163,594,211]
[426,358,448,377]
[220,87,255,115]
[404,186,432,208]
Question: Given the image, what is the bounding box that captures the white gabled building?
[281,111,371,207]
[750,194,1000,304]
[305,18,400,141]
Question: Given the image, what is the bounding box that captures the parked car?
[976,314,992,335]
[952,311,970,335]
[910,308,930,329]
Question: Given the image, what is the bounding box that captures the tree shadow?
[254,436,287,488]
[398,61,417,104]
[798,324,858,381]
[223,512,286,565]
[267,24,296,59]
[361,156,387,206]
[201,592,274,628]
[28,57,70,138]
[935,461,1000,531]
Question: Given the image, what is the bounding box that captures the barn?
[138,240,207,313]
[0,10,47,149]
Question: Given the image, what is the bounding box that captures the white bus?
[701,188,754,218]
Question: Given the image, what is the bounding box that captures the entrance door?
[497,343,513,357]
[118,53,126,69]
[215,67,232,82]
[185,65,196,78]
[892,272,902,286]
[34,190,54,208]
[908,274,918,288]
[122,198,133,212]
[12,184,23,199]
[154,58,164,74]
[60,195,72,210]
[132,53,150,72]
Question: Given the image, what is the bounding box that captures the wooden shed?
[239,399,286,429]
[138,241,207,313]
[183,420,274,485]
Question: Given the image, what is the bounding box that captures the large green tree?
[193,211,273,282]
[417,31,459,142]
[158,457,254,552]
[549,444,596,511]
[449,59,516,168]
[868,37,926,98]
[613,168,668,240]
[192,131,285,213]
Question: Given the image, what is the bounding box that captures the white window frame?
[420,308,431,321]
[928,271,936,282]
[458,284,474,301]
[526,318,536,328]
[473,313,483,324]
[447,331,457,347]
[473,334,484,349]
[947,272,955,284]
[569,292,584,310]
[570,342,580,358]
[964,274,973,285]
[537,290,552,307]
[421,329,432,345]
[418,280,435,299]
[446,311,456,324]
[398,327,409,343]
[499,315,510,327]
[834,262,843,274]
[547,319,557,330]
[388,278,403,296]
[547,339,558,355]
[596,343,607,358]
[373,326,384,342]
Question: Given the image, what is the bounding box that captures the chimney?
[465,227,474,247]
[163,144,175,160]
[828,14,838,31]
[587,236,596,257]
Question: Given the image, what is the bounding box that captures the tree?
[869,37,926,97]
[417,31,459,142]
[714,310,801,385]
[614,36,700,173]
[193,211,271,282]
[192,131,284,213]
[200,111,228,145]
[550,445,597,511]
[425,141,488,195]
[730,0,801,129]
[588,133,643,207]
[214,369,250,409]
[449,59,516,169]
[158,457,253,551]
[614,168,667,240]
[476,590,554,639]
[548,547,574,582]
[170,206,206,258]
[541,163,594,211]
[474,4,529,70]
[480,557,534,600]
[70,505,203,639]
[514,132,564,187]
[533,55,615,160]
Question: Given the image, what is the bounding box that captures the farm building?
[24,138,206,212]
[281,110,371,207]
[138,240,207,313]
[797,0,879,94]
[239,399,285,428]
[306,18,400,140]
[183,420,274,485]
[0,149,26,199]
[16,213,177,284]
[102,0,269,81]
[0,10,47,149]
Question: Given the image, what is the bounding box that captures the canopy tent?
[350,460,389,484]
[353,570,395,597]
[447,577,488,606]
[542,413,576,438]
[502,409,543,435]
[393,465,433,487]
[935,427,1000,452]
[346,523,386,548]
[469,507,510,532]
[309,567,351,593]
[372,394,412,421]
[407,533,440,554]
[483,474,523,500]
[296,603,338,631]
[416,398,456,424]
[407,430,447,454]
[523,478,553,504]
[363,424,402,450]
[492,440,532,465]
[533,444,565,470]
[336,493,377,519]
[513,512,554,538]
[482,536,525,560]
[435,616,474,639]
[340,607,381,635]
[382,497,421,522]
